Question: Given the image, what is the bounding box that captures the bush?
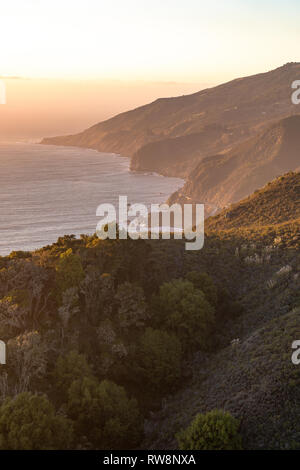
[133,328,182,394]
[67,377,142,449]
[0,392,73,450]
[156,279,215,350]
[177,409,242,450]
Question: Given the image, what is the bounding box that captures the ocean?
[0,142,183,255]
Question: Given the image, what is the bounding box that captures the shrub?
[0,392,73,450]
[177,409,242,450]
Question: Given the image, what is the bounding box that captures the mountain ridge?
[41,63,300,178]
[170,115,300,207]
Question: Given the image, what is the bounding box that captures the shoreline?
[0,142,184,256]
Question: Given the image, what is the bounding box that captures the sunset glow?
[1,0,300,82]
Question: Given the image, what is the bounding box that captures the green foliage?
[1,175,297,450]
[67,377,142,449]
[55,248,84,299]
[0,393,73,450]
[53,351,93,403]
[185,271,218,307]
[156,279,215,350]
[115,282,147,332]
[177,409,242,450]
[133,328,182,394]
[8,251,32,259]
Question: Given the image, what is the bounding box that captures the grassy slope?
[206,171,300,229]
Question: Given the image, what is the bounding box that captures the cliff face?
[42,63,300,178]
[170,115,300,207]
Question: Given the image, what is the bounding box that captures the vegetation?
[177,409,242,450]
[67,378,141,449]
[154,279,215,351]
[0,393,73,450]
[0,172,298,449]
[206,172,300,230]
[52,351,93,403]
[132,328,182,395]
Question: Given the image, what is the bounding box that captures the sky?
[0,0,299,139]
[1,0,299,82]
[0,78,206,140]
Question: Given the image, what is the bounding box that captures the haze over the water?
[0,79,207,141]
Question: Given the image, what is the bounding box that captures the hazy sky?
[0,0,299,140]
[1,0,299,82]
[0,78,206,140]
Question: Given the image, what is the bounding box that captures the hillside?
[170,116,300,207]
[144,308,300,450]
[143,173,300,450]
[42,63,300,177]
[0,171,299,450]
[205,171,300,230]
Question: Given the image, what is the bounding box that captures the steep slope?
[143,174,300,450]
[171,116,300,206]
[144,308,300,450]
[205,171,300,230]
[1,172,299,450]
[42,63,300,177]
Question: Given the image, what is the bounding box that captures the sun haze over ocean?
[0,78,207,141]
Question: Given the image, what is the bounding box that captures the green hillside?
[0,172,299,450]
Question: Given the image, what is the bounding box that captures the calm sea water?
[0,143,183,255]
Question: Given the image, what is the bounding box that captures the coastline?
[0,142,184,256]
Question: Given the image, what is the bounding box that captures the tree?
[115,282,147,332]
[156,279,215,351]
[55,249,84,300]
[0,296,26,337]
[185,271,218,307]
[53,350,93,403]
[67,377,142,449]
[57,287,80,346]
[0,392,73,450]
[0,259,51,330]
[7,331,48,395]
[177,409,242,450]
[96,319,128,376]
[133,328,182,394]
[80,271,114,326]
